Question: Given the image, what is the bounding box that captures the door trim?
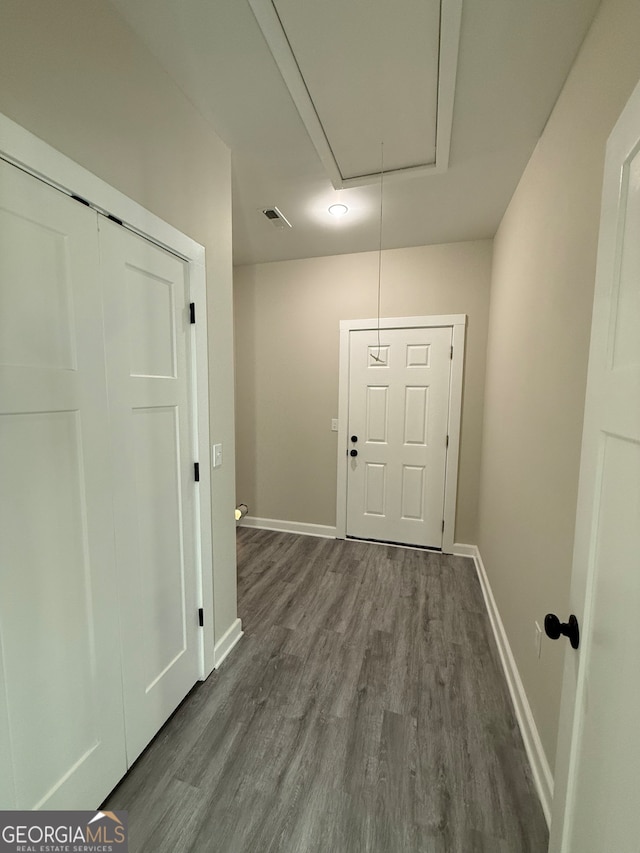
[0,112,216,679]
[336,314,466,553]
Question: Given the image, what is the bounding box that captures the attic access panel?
[248,0,462,188]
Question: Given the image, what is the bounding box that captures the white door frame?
[0,112,216,678]
[336,314,466,554]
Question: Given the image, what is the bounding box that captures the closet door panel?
[99,219,199,765]
[132,405,187,685]
[0,161,126,809]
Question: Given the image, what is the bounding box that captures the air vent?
[262,206,292,229]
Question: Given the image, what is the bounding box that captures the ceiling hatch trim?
[248,0,463,190]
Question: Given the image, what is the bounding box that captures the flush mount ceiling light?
[328,203,349,217]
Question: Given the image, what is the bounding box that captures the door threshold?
[346,535,442,553]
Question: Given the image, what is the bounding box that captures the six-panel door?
[346,326,452,548]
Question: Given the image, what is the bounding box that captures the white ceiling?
[261,0,443,180]
[108,0,601,266]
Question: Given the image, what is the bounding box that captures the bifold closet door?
[0,161,127,808]
[99,219,200,765]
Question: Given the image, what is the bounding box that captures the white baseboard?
[214,618,243,669]
[470,545,554,826]
[239,515,337,539]
[452,542,477,557]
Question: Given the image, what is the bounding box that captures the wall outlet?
[212,443,223,468]
[331,418,338,432]
[534,621,542,659]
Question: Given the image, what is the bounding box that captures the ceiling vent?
[262,206,292,229]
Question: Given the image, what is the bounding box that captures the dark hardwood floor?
[105,528,549,852]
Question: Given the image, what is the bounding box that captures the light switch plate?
[212,443,223,468]
[331,419,338,432]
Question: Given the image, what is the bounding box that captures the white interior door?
[549,78,640,851]
[0,161,126,808]
[99,219,200,765]
[346,326,452,548]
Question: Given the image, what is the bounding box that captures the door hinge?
[198,608,204,627]
[442,519,445,532]
[194,462,200,482]
[450,345,453,359]
[107,213,123,226]
[446,435,449,448]
[189,302,196,324]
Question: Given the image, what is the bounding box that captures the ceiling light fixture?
[328,203,348,217]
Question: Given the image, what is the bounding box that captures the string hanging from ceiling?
[372,141,385,363]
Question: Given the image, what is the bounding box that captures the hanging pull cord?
[373,141,384,362]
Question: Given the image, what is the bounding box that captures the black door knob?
[544,613,580,650]
[350,449,358,457]
[351,435,358,443]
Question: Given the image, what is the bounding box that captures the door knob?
[544,613,580,650]
[350,449,358,457]
[351,435,358,443]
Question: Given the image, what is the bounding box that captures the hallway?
[106,529,548,852]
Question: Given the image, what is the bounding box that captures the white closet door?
[0,161,126,808]
[99,219,200,764]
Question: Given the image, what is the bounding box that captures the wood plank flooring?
[105,528,549,853]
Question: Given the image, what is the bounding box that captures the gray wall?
[0,0,239,646]
[234,240,493,544]
[477,0,640,770]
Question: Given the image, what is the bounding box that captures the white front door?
[99,219,200,765]
[346,326,452,548]
[0,162,127,808]
[549,78,640,850]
